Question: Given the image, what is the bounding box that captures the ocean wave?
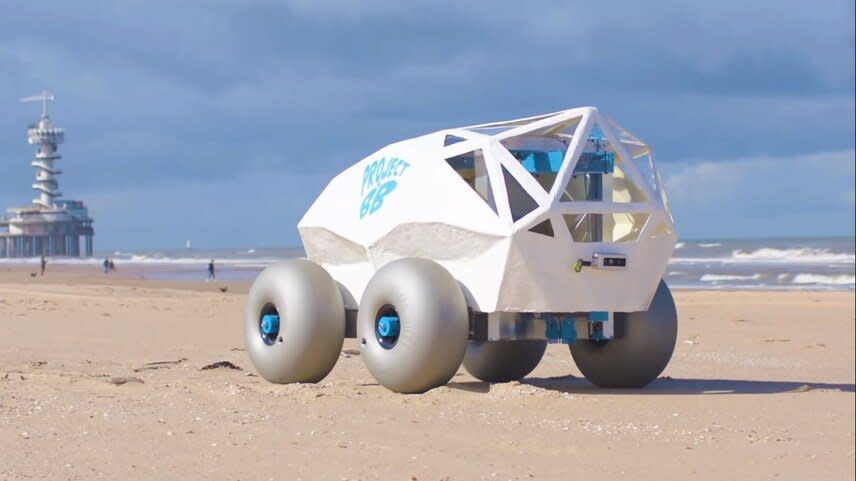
[731,247,854,263]
[672,247,855,265]
[121,255,285,266]
[700,273,762,282]
[674,242,686,249]
[791,273,855,286]
[698,243,722,248]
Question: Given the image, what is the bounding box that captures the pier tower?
[27,91,65,208]
[0,91,95,258]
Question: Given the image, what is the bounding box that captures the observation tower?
[29,91,65,208]
[0,91,94,258]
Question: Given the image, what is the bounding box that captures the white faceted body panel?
[298,107,676,314]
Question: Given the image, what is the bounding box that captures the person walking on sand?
[109,259,116,273]
[103,258,110,275]
[208,259,216,280]
[40,255,47,276]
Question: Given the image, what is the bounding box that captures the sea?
[2,237,854,291]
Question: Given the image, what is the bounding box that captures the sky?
[1,1,854,249]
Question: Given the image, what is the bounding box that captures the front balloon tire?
[357,258,469,394]
[244,259,345,384]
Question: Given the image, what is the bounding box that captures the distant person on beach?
[40,255,47,276]
[208,259,215,280]
[103,258,109,275]
[109,259,116,273]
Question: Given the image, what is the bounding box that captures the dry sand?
[0,267,854,481]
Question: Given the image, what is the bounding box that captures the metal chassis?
[344,309,619,344]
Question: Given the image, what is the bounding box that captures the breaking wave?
[673,247,855,265]
[791,274,855,286]
[700,273,762,282]
[730,247,854,264]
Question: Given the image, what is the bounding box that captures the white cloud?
[661,150,856,237]
[1,1,853,246]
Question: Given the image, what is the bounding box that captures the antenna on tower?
[20,90,55,118]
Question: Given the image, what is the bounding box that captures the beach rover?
[245,107,678,393]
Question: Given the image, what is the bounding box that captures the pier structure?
[0,91,94,258]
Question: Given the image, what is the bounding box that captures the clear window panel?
[603,116,671,212]
[498,117,582,194]
[651,220,673,238]
[502,135,567,192]
[560,174,587,201]
[563,213,649,243]
[445,150,497,214]
[528,219,555,237]
[610,163,649,203]
[563,213,599,242]
[501,165,538,221]
[444,134,467,146]
[559,123,650,205]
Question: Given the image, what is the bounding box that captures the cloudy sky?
[1,1,853,249]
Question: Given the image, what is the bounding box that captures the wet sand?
[0,266,854,480]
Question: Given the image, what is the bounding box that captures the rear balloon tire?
[463,340,547,383]
[244,259,345,384]
[570,280,677,388]
[358,258,469,394]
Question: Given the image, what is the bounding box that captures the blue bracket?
[574,151,614,174]
[587,311,609,341]
[512,150,565,174]
[574,136,615,174]
[544,314,577,344]
[545,316,560,340]
[561,318,577,344]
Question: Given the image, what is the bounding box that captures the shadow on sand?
[445,376,855,395]
[523,375,856,395]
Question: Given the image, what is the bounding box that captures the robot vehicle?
[245,106,678,393]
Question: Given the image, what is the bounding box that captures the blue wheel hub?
[376,313,400,349]
[260,313,280,345]
[377,315,400,337]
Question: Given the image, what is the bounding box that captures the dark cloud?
[0,0,853,247]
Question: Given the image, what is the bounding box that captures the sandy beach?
[0,266,853,481]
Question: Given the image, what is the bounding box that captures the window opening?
[444,135,466,146]
[501,164,538,222]
[502,135,567,193]
[528,219,554,237]
[562,213,649,243]
[445,150,497,214]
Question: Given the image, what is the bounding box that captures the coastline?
[1,267,854,480]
